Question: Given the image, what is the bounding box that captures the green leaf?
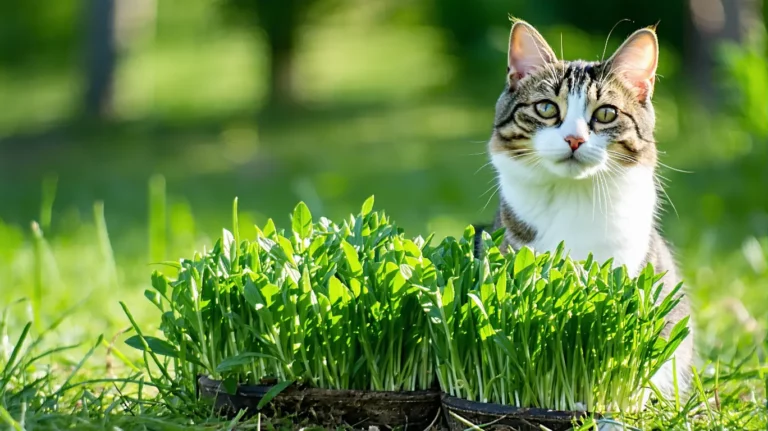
[125,335,178,358]
[463,224,475,242]
[663,316,691,353]
[216,352,278,373]
[495,267,507,302]
[150,271,168,297]
[1,322,31,381]
[262,218,277,237]
[467,293,495,341]
[243,278,261,308]
[348,278,362,297]
[262,282,280,307]
[341,240,363,276]
[223,375,238,395]
[222,228,235,260]
[143,289,163,311]
[257,380,295,410]
[442,278,456,316]
[292,202,313,240]
[277,236,297,265]
[514,246,535,276]
[309,235,326,258]
[361,196,375,215]
[329,276,353,308]
[243,277,274,326]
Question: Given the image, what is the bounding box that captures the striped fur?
[488,20,694,406]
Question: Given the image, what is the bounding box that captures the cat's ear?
[507,21,557,87]
[608,28,659,102]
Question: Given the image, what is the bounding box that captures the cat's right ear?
[508,21,557,88]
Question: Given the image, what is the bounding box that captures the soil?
[197,375,442,430]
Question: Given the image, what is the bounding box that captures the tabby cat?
[488,20,693,398]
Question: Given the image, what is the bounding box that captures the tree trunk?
[258,0,300,109]
[84,0,117,119]
[685,0,761,106]
[267,36,296,108]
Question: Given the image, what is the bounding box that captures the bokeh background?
[1,0,767,362]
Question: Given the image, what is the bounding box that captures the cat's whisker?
[591,175,598,222]
[475,161,495,175]
[605,150,635,159]
[604,158,628,176]
[596,171,607,229]
[605,151,674,182]
[604,157,680,221]
[655,176,679,220]
[593,169,604,218]
[504,152,539,162]
[481,183,501,212]
[605,174,615,234]
[605,149,639,161]
[655,173,672,184]
[480,182,500,198]
[599,171,610,219]
[656,160,693,174]
[602,19,632,63]
[602,170,619,218]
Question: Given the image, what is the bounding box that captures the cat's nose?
[564,135,586,151]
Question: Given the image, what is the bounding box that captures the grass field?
[2,2,768,429]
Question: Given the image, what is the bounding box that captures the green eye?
[593,106,618,123]
[534,101,559,119]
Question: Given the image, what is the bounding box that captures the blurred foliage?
[425,0,686,84]
[0,0,79,68]
[219,0,334,105]
[720,36,768,138]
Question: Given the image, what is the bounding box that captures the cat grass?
[125,197,688,416]
[422,227,689,413]
[127,197,434,393]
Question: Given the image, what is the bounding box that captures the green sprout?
[127,197,689,416]
[129,197,434,392]
[419,226,690,413]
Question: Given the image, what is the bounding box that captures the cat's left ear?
[608,27,659,102]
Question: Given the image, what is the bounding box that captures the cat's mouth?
[556,152,598,166]
[547,152,604,179]
[557,154,580,164]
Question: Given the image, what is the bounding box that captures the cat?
[487,20,694,408]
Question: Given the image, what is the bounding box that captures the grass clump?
[130,197,434,393]
[419,227,690,413]
[129,197,690,417]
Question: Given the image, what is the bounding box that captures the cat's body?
[488,21,693,400]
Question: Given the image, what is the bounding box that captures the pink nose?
[565,135,586,151]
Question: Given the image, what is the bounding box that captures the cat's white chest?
[497,166,657,276]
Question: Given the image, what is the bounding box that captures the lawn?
[1,2,768,429]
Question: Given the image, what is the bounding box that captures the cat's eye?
[534,101,559,119]
[593,106,618,124]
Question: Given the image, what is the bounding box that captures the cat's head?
[490,20,659,181]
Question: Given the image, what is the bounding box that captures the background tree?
[685,0,764,106]
[221,0,339,108]
[84,0,117,119]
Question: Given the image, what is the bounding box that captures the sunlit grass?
[1,195,767,430]
[422,230,688,413]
